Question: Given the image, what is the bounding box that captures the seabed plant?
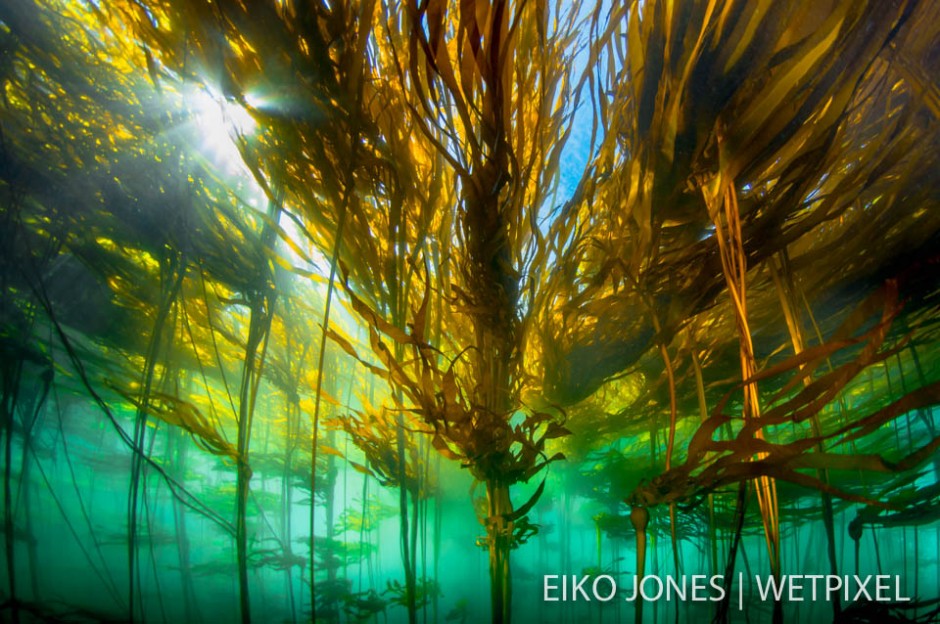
[0,0,940,623]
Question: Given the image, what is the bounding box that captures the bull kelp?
[0,0,939,623]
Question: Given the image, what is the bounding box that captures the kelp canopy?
[0,0,938,623]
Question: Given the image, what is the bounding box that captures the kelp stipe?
[0,0,939,623]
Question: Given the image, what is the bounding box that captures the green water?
[2,0,939,622]
[2,393,939,623]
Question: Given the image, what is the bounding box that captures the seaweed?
[0,1,937,623]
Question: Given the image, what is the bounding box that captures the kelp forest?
[0,0,939,622]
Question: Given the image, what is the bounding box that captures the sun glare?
[187,86,257,173]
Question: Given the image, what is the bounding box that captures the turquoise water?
[2,399,938,623]
[1,0,939,622]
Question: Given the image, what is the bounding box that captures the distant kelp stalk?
[0,0,938,623]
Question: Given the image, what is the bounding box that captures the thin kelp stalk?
[0,197,57,621]
[282,292,317,620]
[27,422,130,608]
[234,240,278,624]
[903,342,937,608]
[398,417,418,623]
[892,351,922,605]
[321,428,341,616]
[905,342,940,477]
[592,518,601,624]
[690,347,718,576]
[391,386,417,624]
[170,424,198,622]
[358,374,377,598]
[913,523,920,611]
[32,277,237,538]
[425,168,448,624]
[658,340,681,624]
[128,249,186,622]
[630,505,649,624]
[420,439,431,624]
[715,484,749,624]
[281,396,297,622]
[651,524,659,624]
[768,255,841,617]
[648,309,682,583]
[485,480,515,624]
[409,433,421,622]
[702,178,781,623]
[309,186,347,620]
[19,373,48,604]
[52,387,125,608]
[883,357,913,602]
[1,346,24,624]
[234,296,274,624]
[389,183,418,624]
[0,283,49,611]
[880,359,910,586]
[140,457,168,623]
[432,453,442,623]
[478,423,518,624]
[796,280,875,477]
[280,325,310,624]
[0,81,35,624]
[308,1,374,613]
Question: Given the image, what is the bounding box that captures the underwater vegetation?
[0,0,939,622]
